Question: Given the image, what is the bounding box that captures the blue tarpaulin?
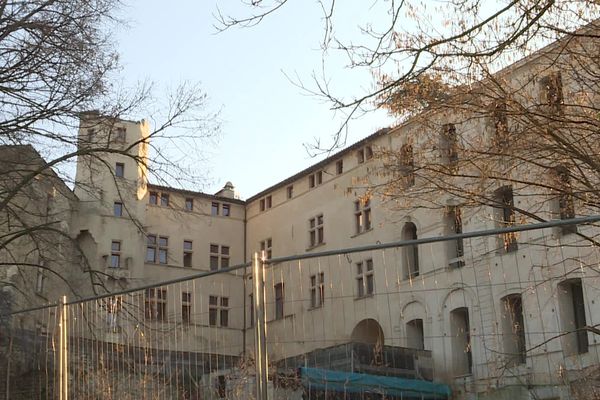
[300,367,451,399]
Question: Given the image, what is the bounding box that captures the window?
[146,235,168,264]
[540,72,563,113]
[160,193,170,207]
[310,272,325,308]
[260,238,272,259]
[158,236,168,264]
[185,198,194,211]
[356,259,374,297]
[145,288,167,321]
[406,319,425,350]
[274,283,284,320]
[492,101,509,149]
[309,171,323,188]
[450,307,472,375]
[558,279,589,355]
[555,166,576,234]
[182,292,192,323]
[495,186,517,252]
[336,159,343,175]
[113,202,123,217]
[248,293,254,327]
[222,203,231,216]
[110,240,121,268]
[287,185,293,199]
[260,196,272,211]
[400,144,415,186]
[309,214,324,247]
[446,206,464,267]
[357,146,373,164]
[354,199,372,234]
[402,222,419,279]
[105,296,122,332]
[501,294,526,365]
[113,127,126,142]
[35,270,45,294]
[183,240,193,267]
[211,202,219,216]
[115,162,125,178]
[441,123,459,168]
[149,192,158,205]
[209,296,229,327]
[210,244,230,270]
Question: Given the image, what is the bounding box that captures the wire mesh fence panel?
[1,217,600,399]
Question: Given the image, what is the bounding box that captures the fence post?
[59,295,68,400]
[253,252,269,400]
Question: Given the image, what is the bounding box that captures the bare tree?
[0,0,219,311]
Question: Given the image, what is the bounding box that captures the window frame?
[209,295,229,327]
[110,240,121,268]
[274,283,284,320]
[354,199,372,234]
[310,272,325,308]
[185,198,194,211]
[145,288,167,321]
[115,162,125,178]
[183,240,193,267]
[113,201,123,217]
[308,214,324,248]
[356,259,374,298]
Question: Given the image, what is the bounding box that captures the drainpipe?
[242,205,247,357]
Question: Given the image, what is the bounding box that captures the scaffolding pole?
[59,295,68,400]
[253,252,269,400]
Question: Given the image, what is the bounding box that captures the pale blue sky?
[114,1,394,199]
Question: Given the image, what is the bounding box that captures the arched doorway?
[351,318,384,345]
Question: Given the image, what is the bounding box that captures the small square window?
[113,127,126,143]
[149,192,158,205]
[160,193,169,207]
[185,198,193,211]
[115,163,125,178]
[113,202,123,217]
[222,204,230,216]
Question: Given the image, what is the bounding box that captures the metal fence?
[2,216,600,400]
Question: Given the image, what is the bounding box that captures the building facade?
[3,25,600,400]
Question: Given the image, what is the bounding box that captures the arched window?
[402,222,419,279]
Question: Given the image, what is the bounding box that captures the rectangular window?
[113,127,126,142]
[493,101,509,149]
[447,206,465,267]
[356,259,374,297]
[558,279,589,355]
[274,283,284,320]
[210,244,230,270]
[149,192,158,205]
[105,296,122,332]
[158,236,168,264]
[309,214,324,247]
[211,202,219,216]
[259,198,265,211]
[115,162,125,178]
[266,195,272,209]
[209,295,229,327]
[309,171,323,188]
[160,193,170,207]
[287,185,293,199]
[110,240,121,268]
[145,288,167,321]
[183,240,193,267]
[541,72,563,113]
[354,199,372,234]
[146,234,157,263]
[35,270,45,294]
[185,198,194,211]
[182,292,192,323]
[495,186,517,252]
[222,203,231,216]
[260,238,272,259]
[406,319,425,350]
[357,149,365,164]
[113,202,123,217]
[336,159,343,175]
[441,123,459,168]
[310,272,325,308]
[450,307,472,375]
[366,146,373,160]
[400,144,415,186]
[502,294,526,365]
